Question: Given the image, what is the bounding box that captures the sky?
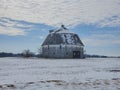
[0,0,120,56]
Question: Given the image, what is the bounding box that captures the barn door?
[73,51,80,58]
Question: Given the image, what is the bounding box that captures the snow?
[50,26,74,34]
[60,33,81,45]
[0,58,120,90]
[57,29,74,34]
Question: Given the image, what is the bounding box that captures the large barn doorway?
[73,51,80,58]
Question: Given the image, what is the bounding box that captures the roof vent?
[61,25,67,30]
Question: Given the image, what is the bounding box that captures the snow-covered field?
[0,58,120,90]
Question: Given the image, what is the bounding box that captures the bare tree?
[22,49,34,58]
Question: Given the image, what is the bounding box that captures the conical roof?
[42,25,84,46]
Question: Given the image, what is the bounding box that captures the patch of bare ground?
[43,79,119,87]
[17,82,35,89]
[46,80,64,83]
[1,79,120,89]
[112,78,120,86]
[7,84,16,88]
[46,80,68,86]
[26,82,34,85]
[0,84,16,89]
[109,70,120,72]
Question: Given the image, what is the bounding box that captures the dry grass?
[0,79,120,89]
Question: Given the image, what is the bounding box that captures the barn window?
[66,52,68,55]
[60,45,62,49]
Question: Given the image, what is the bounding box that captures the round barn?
[41,25,84,58]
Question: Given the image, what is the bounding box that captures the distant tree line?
[0,50,119,58]
[0,49,37,58]
[85,54,108,58]
[85,54,120,58]
[0,52,22,57]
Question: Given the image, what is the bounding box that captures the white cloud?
[0,26,26,36]
[83,33,120,46]
[0,17,33,36]
[0,17,33,28]
[0,0,120,27]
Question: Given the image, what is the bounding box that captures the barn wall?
[42,45,84,58]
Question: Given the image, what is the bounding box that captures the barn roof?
[42,25,84,46]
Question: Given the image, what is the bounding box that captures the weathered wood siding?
[42,45,84,58]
